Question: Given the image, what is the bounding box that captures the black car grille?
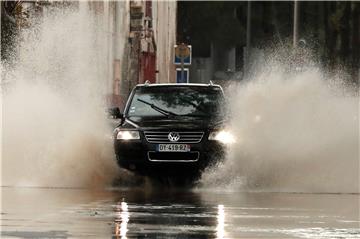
[147,151,200,162]
[144,131,204,143]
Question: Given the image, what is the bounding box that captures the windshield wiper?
[137,98,178,117]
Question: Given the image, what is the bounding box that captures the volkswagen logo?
[168,132,180,142]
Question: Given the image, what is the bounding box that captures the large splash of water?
[200,59,359,193]
[1,5,119,188]
[2,4,358,193]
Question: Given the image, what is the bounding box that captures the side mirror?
[108,107,123,119]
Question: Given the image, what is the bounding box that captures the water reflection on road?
[1,186,359,238]
[114,201,129,238]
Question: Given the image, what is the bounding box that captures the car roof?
[135,83,222,88]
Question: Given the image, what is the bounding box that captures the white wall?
[153,1,177,83]
[86,0,177,92]
[86,1,131,106]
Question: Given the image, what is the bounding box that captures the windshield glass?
[127,86,225,119]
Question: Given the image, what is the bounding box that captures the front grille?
[144,131,204,143]
[148,151,200,162]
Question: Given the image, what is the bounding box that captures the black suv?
[112,83,235,181]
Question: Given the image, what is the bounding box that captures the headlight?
[208,130,236,144]
[116,130,140,140]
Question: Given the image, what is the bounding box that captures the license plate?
[157,144,190,152]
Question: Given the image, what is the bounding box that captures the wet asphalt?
[1,185,359,239]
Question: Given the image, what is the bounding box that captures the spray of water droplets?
[2,5,119,188]
[200,52,359,194]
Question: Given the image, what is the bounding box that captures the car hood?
[123,116,225,130]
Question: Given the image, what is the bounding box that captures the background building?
[177,1,360,84]
[86,0,177,109]
[95,0,177,109]
[1,0,178,110]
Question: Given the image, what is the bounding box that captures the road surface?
[1,186,359,238]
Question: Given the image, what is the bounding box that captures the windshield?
[127,86,225,119]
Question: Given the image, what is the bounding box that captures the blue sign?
[176,68,189,83]
[174,45,192,65]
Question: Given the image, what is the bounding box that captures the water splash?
[200,55,359,193]
[1,5,119,188]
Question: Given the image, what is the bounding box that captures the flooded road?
[1,2,359,239]
[1,186,359,238]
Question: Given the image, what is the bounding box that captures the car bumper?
[114,139,225,177]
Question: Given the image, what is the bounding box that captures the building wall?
[86,1,131,108]
[114,1,131,108]
[189,57,214,84]
[87,0,177,107]
[85,1,114,104]
[153,1,177,83]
